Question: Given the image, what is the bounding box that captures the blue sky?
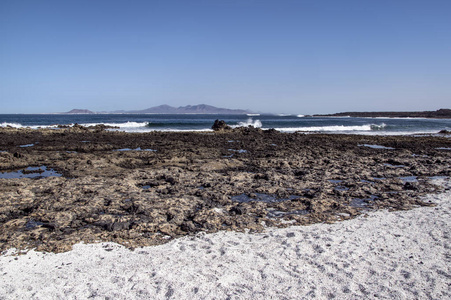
[1,0,450,114]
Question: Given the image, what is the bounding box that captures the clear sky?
[1,0,450,114]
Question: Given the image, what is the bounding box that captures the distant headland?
[314,108,451,119]
[63,104,251,115]
[65,109,96,114]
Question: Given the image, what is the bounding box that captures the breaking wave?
[2,115,448,135]
[0,122,61,129]
[80,121,149,128]
[1,122,23,128]
[234,118,262,128]
[274,123,386,133]
[371,123,387,130]
[1,121,149,130]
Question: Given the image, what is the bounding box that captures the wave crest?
[235,118,262,128]
[370,123,387,130]
[274,124,387,133]
[80,121,149,128]
[1,122,23,128]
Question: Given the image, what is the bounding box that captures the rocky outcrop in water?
[0,126,450,253]
[211,120,231,131]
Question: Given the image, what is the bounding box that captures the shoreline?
[1,178,450,299]
[0,127,450,253]
[2,114,451,135]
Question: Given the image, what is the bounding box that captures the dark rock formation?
[212,120,231,131]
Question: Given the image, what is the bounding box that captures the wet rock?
[181,221,197,232]
[230,206,245,215]
[71,123,88,131]
[212,120,231,131]
[404,182,419,191]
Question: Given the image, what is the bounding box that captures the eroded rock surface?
[0,126,450,253]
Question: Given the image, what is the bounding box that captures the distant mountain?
[65,109,95,114]
[63,104,251,114]
[314,109,451,119]
[129,104,251,114]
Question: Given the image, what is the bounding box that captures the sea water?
[1,114,451,135]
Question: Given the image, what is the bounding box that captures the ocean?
[1,114,451,135]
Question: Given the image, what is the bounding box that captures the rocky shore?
[0,125,450,253]
[314,108,451,118]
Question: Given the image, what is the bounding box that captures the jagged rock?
[211,119,231,131]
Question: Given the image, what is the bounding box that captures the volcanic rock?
[0,127,449,253]
[212,119,231,131]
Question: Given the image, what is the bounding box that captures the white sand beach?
[1,179,450,299]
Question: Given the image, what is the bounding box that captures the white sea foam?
[0,122,61,129]
[234,118,262,128]
[2,118,447,136]
[1,121,150,130]
[80,121,148,128]
[273,123,389,133]
[275,124,373,132]
[1,122,24,128]
[371,123,387,130]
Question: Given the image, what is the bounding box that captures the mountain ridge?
[65,109,95,114]
[65,104,251,114]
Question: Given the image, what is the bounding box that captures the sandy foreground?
[0,179,450,300]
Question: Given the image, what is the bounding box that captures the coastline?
[1,126,450,253]
[2,113,451,135]
[0,127,450,298]
[314,108,451,119]
[1,178,450,299]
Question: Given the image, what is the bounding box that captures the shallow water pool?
[0,166,62,179]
